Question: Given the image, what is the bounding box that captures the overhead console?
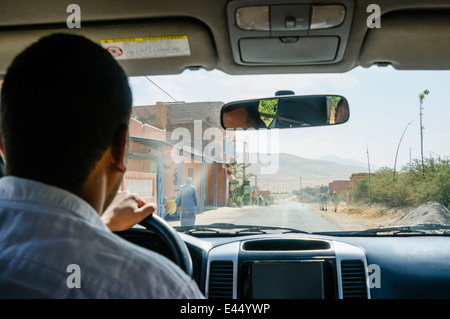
[227,0,354,65]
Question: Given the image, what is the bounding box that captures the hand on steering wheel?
[139,214,194,278]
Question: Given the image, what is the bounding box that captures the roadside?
[167,205,262,227]
[304,201,410,230]
[168,200,342,232]
[168,199,443,231]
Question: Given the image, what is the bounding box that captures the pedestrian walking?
[319,194,324,210]
[252,190,257,206]
[176,177,199,226]
[331,191,339,212]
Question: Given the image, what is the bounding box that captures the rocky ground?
[307,201,449,230]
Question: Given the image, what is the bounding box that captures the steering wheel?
[138,214,193,278]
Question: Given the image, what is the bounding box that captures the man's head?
[222,102,266,129]
[0,33,132,210]
[335,98,349,124]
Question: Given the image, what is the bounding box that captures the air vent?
[340,260,368,299]
[242,239,330,251]
[208,261,234,299]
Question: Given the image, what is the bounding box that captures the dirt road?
[169,197,342,232]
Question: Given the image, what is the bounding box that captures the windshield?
[124,67,450,235]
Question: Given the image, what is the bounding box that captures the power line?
[144,76,177,102]
[144,76,218,128]
[144,76,252,165]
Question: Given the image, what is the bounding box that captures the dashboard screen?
[250,260,324,299]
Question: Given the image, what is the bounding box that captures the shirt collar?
[0,176,109,231]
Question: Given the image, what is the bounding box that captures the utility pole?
[242,142,246,182]
[409,147,412,174]
[419,90,430,175]
[299,177,302,195]
[394,120,414,181]
[367,143,372,205]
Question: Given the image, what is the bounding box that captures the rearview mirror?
[220,95,349,130]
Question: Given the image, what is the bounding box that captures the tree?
[227,158,254,188]
[258,99,278,127]
[226,158,255,205]
[227,158,254,183]
[418,90,430,175]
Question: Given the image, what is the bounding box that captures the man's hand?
[101,191,156,232]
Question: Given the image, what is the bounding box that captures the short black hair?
[0,33,132,191]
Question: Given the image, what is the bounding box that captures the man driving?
[0,33,204,298]
[221,101,267,129]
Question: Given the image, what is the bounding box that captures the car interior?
[1,0,450,299]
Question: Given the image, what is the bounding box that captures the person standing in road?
[251,190,257,206]
[258,194,264,206]
[331,191,339,212]
[176,177,199,226]
[319,194,325,211]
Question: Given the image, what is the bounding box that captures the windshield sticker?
[100,36,191,60]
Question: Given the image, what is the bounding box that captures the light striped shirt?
[0,176,204,299]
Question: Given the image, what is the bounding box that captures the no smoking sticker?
[100,35,191,60]
[105,46,123,58]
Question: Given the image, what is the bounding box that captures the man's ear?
[109,124,129,173]
[0,130,5,162]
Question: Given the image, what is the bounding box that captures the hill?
[247,153,368,191]
[316,154,379,170]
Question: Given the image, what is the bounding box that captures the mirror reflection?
[221,95,349,130]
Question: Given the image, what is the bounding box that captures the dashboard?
[178,233,450,299]
[116,227,450,299]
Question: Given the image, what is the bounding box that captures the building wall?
[143,123,166,140]
[123,171,156,203]
[350,173,374,188]
[131,101,224,152]
[204,162,228,206]
[128,103,235,213]
[329,180,351,194]
[122,117,165,204]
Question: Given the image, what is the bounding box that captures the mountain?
[246,153,369,191]
[315,154,379,170]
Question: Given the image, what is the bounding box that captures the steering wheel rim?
[138,214,193,278]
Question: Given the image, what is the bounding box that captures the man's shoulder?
[182,184,196,190]
[103,234,203,297]
[100,233,204,298]
[0,210,203,299]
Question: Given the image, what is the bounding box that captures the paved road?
[169,197,342,233]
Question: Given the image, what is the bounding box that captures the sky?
[128,66,450,170]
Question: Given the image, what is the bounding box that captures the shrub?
[234,196,243,207]
[350,157,450,208]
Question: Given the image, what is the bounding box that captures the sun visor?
[359,11,450,70]
[0,18,217,78]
